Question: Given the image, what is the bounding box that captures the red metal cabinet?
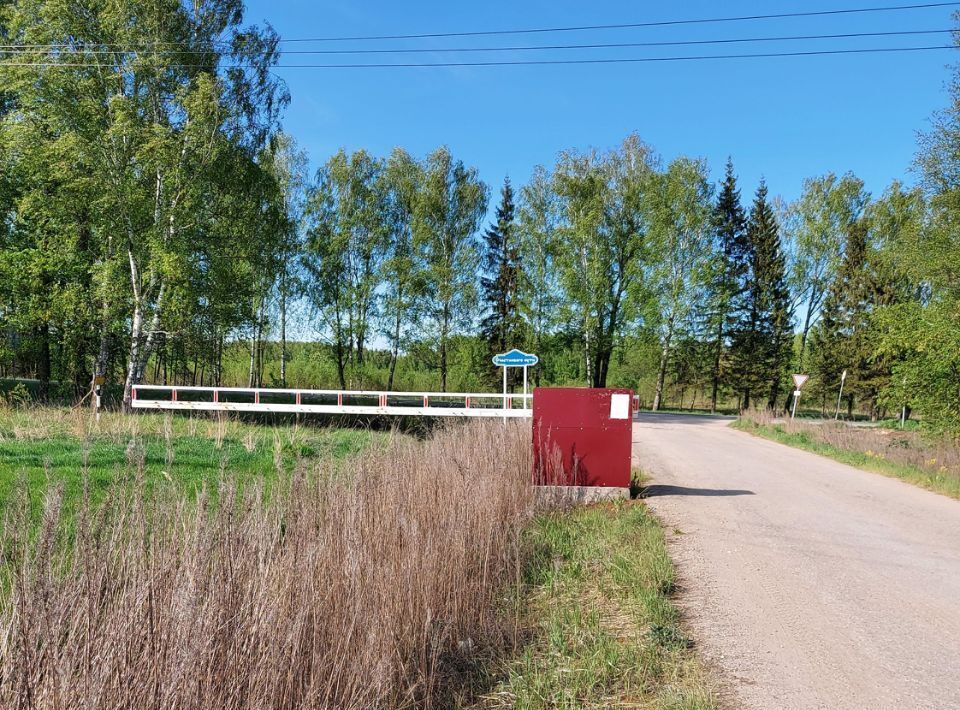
[532,387,633,488]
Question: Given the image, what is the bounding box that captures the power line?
[0,28,952,56]
[2,1,958,51]
[251,28,960,55]
[265,45,960,67]
[275,2,960,43]
[1,44,953,69]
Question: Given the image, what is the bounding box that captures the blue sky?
[243,0,958,205]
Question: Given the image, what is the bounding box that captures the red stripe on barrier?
[172,389,177,403]
[423,395,429,408]
[213,390,219,404]
[296,392,301,405]
[337,393,343,407]
[255,391,260,404]
[465,397,470,408]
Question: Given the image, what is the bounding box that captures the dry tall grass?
[0,420,534,709]
[742,410,960,487]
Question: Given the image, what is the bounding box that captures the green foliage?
[863,42,960,432]
[646,156,715,409]
[704,159,749,412]
[809,185,922,419]
[5,2,960,432]
[304,149,392,387]
[0,0,289,406]
[480,177,523,385]
[413,147,488,391]
[730,183,793,410]
[786,173,869,369]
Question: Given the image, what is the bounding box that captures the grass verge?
[479,502,716,709]
[732,417,960,499]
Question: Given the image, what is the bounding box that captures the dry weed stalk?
[0,421,534,709]
[743,410,960,482]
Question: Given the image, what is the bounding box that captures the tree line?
[2,1,960,432]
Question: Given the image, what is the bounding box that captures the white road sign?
[792,374,809,389]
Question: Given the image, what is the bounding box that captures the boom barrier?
[131,385,533,418]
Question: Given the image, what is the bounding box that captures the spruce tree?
[707,159,749,411]
[480,178,522,363]
[731,181,792,409]
[811,216,907,419]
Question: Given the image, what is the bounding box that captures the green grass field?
[482,502,716,709]
[0,407,382,519]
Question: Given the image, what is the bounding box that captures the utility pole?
[834,369,847,421]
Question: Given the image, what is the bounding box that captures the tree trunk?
[279,286,287,388]
[123,302,145,410]
[439,304,449,393]
[387,302,402,392]
[583,319,592,387]
[247,323,257,388]
[214,332,223,387]
[533,327,542,387]
[652,317,675,412]
[35,324,51,401]
[710,319,724,413]
[91,305,112,410]
[768,377,781,410]
[334,337,346,390]
[123,261,165,409]
[798,289,818,370]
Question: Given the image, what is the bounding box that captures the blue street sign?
[492,349,539,367]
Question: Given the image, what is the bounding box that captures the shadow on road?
[642,484,755,498]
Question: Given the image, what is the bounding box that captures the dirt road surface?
[633,413,960,710]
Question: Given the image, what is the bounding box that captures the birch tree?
[551,136,655,387]
[517,166,561,386]
[787,173,868,369]
[381,148,424,391]
[2,0,286,406]
[413,147,487,392]
[305,150,390,388]
[647,158,714,411]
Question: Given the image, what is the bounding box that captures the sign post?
[492,349,539,416]
[834,369,847,421]
[791,374,809,419]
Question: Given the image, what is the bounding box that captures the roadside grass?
[733,415,960,500]
[480,502,716,709]
[0,406,382,518]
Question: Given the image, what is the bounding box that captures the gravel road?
[633,413,960,710]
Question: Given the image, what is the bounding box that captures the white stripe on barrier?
[131,385,533,418]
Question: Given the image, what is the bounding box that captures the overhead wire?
[0,1,957,51]
[0,28,953,56]
[0,45,954,69]
[270,1,960,43]
[0,2,956,70]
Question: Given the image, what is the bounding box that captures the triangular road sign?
[792,374,809,389]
